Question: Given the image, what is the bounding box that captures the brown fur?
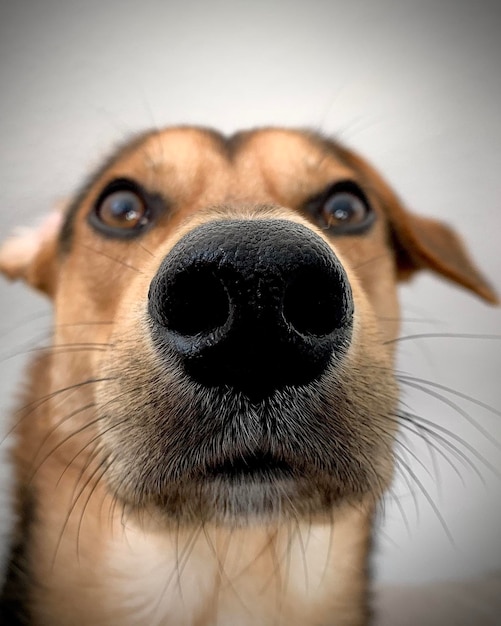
[0,127,496,626]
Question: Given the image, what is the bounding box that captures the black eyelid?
[95,177,145,203]
[309,180,370,207]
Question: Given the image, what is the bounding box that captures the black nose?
[148,219,353,399]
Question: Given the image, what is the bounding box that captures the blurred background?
[0,0,500,622]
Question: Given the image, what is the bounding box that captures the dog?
[0,126,497,626]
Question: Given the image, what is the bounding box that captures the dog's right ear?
[0,211,63,296]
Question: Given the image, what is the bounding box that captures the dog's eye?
[322,192,366,227]
[89,179,161,238]
[306,181,375,235]
[97,190,147,230]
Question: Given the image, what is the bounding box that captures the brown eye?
[97,190,147,230]
[88,179,164,239]
[322,192,368,229]
[305,181,375,235]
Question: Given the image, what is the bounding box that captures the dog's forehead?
[124,126,354,186]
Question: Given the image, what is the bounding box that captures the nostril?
[162,266,230,336]
[283,268,347,337]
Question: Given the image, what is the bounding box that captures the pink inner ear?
[39,211,64,241]
[0,211,63,281]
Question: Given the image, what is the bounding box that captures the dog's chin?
[113,457,371,527]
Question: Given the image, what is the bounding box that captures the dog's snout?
[148,219,353,398]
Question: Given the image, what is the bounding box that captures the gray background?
[0,0,500,592]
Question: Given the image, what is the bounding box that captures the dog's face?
[1,127,495,527]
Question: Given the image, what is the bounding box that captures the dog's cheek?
[91,313,172,500]
[339,348,399,490]
[342,289,400,476]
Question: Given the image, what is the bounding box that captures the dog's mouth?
[203,451,295,483]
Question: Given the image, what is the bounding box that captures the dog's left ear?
[391,208,498,304]
[0,211,63,296]
[329,141,498,304]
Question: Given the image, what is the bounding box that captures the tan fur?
[0,127,496,626]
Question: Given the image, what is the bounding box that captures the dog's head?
[1,127,496,526]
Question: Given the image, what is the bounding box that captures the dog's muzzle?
[148,219,353,400]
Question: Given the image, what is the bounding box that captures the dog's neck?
[32,481,372,626]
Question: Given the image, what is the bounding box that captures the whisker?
[398,377,501,452]
[76,450,114,563]
[0,331,52,361]
[381,483,413,538]
[398,371,501,420]
[53,321,114,329]
[377,315,443,325]
[0,310,52,340]
[386,332,501,345]
[0,342,112,364]
[164,523,203,596]
[51,456,111,570]
[397,404,442,490]
[397,410,498,479]
[2,377,115,446]
[282,494,309,592]
[134,240,156,259]
[319,509,335,586]
[29,412,113,486]
[389,446,422,522]
[54,415,137,489]
[395,454,455,544]
[353,252,388,271]
[30,402,97,471]
[394,412,463,489]
[394,428,435,481]
[202,524,250,614]
[79,243,145,274]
